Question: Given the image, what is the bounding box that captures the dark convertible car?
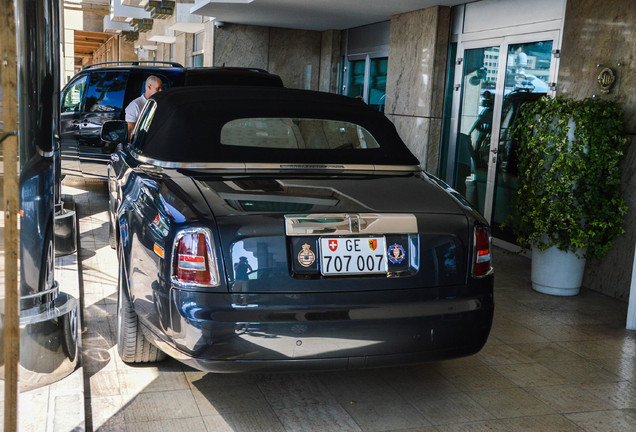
[104,86,494,372]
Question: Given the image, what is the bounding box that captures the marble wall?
[385,6,450,172]
[319,30,341,93]
[212,24,324,90]
[557,0,636,300]
[268,28,322,90]
[213,24,269,70]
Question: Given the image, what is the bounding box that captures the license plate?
[319,237,387,275]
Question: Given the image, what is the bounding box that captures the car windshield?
[220,118,380,150]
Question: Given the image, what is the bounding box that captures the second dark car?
[60,62,283,179]
[104,86,494,372]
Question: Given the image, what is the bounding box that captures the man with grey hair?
[125,75,163,135]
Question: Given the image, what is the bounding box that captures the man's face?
[146,80,162,97]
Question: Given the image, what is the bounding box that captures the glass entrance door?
[491,41,554,241]
[454,46,500,217]
[451,35,557,243]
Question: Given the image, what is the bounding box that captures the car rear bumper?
[149,280,494,373]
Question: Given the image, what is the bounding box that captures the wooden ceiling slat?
[74,30,112,64]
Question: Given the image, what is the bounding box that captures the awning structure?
[74,30,113,66]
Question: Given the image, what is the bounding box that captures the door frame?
[446,30,561,226]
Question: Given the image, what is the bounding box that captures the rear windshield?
[220,118,380,150]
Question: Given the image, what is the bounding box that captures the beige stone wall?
[213,24,269,69]
[558,0,636,300]
[385,6,450,172]
[119,39,136,62]
[319,30,341,93]
[211,24,324,90]
[269,28,322,90]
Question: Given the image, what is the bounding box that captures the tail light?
[173,229,219,286]
[472,225,493,278]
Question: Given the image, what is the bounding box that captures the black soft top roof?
[133,86,420,166]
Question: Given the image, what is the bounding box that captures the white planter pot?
[531,245,586,296]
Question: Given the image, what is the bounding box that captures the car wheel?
[116,249,166,363]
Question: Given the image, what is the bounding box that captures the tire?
[116,249,166,363]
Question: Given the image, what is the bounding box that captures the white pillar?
[626,241,636,330]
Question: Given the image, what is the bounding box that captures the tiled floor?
[70,179,636,432]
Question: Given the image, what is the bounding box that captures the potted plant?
[512,96,627,296]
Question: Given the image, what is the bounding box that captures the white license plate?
[319,237,387,275]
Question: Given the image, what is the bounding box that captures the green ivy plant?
[512,96,627,259]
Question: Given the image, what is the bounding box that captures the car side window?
[61,75,88,113]
[84,71,129,113]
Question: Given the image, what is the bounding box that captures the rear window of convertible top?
[219,118,380,151]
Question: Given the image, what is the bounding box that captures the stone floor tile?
[565,409,636,431]
[435,420,509,432]
[495,362,569,387]
[378,365,459,399]
[412,392,493,425]
[321,373,404,405]
[118,368,190,395]
[523,323,599,342]
[275,403,362,432]
[468,387,555,419]
[126,417,207,432]
[202,409,286,432]
[434,363,517,392]
[343,398,431,432]
[558,338,636,360]
[122,389,199,423]
[90,395,126,431]
[257,374,336,410]
[499,414,583,431]
[541,359,622,385]
[488,321,549,344]
[592,356,636,382]
[474,343,536,365]
[508,342,587,364]
[89,369,122,397]
[191,382,271,416]
[527,384,614,413]
[582,381,636,409]
[185,369,262,388]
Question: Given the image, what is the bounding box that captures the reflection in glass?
[84,71,127,112]
[367,58,388,112]
[61,76,88,113]
[492,41,552,241]
[346,59,365,99]
[454,46,499,216]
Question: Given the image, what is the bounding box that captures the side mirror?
[100,120,128,144]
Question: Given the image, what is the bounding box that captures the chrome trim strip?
[19,283,60,301]
[285,213,418,236]
[130,152,420,173]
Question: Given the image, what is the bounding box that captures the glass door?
[450,34,558,243]
[454,45,500,217]
[491,40,554,241]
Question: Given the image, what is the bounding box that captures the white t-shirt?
[125,94,148,123]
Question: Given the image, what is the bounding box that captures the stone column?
[557,0,636,300]
[385,6,450,173]
[319,30,341,93]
